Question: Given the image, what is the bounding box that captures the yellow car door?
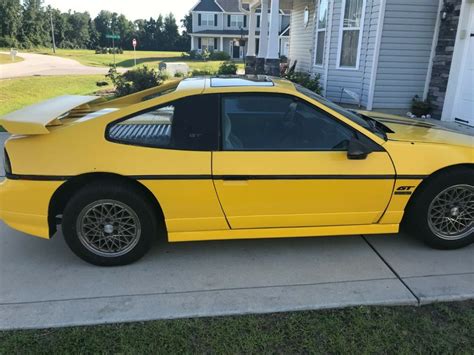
[212,94,396,229]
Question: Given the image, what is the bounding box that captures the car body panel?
[0,77,472,242]
[0,179,63,238]
[358,110,474,148]
[213,151,396,229]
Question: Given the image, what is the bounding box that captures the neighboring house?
[190,0,291,59]
[288,0,473,126]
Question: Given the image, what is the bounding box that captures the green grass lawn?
[0,75,112,117]
[1,302,473,353]
[20,48,244,72]
[0,53,24,64]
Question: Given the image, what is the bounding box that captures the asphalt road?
[0,132,473,330]
[0,52,119,79]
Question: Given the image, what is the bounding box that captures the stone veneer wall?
[427,0,462,118]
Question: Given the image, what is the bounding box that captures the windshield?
[295,84,387,140]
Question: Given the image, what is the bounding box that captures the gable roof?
[215,0,249,12]
[192,0,223,12]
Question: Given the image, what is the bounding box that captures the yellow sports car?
[1,76,473,266]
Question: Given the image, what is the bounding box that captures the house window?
[230,15,244,28]
[201,13,215,26]
[201,37,215,51]
[315,0,329,66]
[338,0,365,68]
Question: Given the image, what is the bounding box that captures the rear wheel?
[407,169,474,249]
[62,182,158,266]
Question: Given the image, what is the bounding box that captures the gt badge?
[395,186,415,195]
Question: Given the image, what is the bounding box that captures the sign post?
[10,48,17,62]
[106,34,121,65]
[132,38,137,66]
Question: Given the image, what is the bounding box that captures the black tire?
[405,168,474,250]
[62,181,158,266]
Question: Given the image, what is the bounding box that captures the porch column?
[256,0,269,74]
[245,5,258,74]
[265,0,280,76]
[220,36,224,51]
[190,35,195,51]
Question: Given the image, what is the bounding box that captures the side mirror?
[347,137,371,160]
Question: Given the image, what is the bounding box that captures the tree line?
[0,0,192,51]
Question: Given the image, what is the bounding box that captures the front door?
[233,45,241,59]
[452,7,474,126]
[213,94,396,230]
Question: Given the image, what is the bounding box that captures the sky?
[44,0,197,22]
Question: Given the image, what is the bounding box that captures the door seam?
[211,151,232,229]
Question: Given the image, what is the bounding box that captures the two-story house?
[286,0,473,126]
[190,0,291,60]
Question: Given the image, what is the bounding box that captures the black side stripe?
[6,173,428,181]
[217,175,396,180]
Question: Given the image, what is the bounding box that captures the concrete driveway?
[0,132,473,330]
[0,52,121,79]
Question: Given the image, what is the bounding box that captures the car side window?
[108,94,219,151]
[221,94,354,151]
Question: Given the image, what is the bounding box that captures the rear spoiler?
[0,95,100,135]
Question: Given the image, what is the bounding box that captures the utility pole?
[50,10,56,54]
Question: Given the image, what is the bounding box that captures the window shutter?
[227,15,231,27]
[198,37,202,49]
[214,38,218,50]
[214,14,218,26]
[257,15,260,28]
[198,14,202,26]
[244,15,247,28]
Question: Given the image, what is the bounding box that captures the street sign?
[132,38,137,48]
[106,34,120,40]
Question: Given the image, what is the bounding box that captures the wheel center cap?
[450,207,460,217]
[104,224,114,234]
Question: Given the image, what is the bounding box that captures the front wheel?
[406,169,474,249]
[62,182,158,266]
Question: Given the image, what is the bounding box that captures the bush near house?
[106,65,167,97]
[411,95,432,117]
[191,69,216,76]
[209,51,231,61]
[185,50,230,61]
[286,71,322,95]
[218,62,238,75]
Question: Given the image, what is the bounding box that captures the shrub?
[218,61,238,75]
[411,95,432,117]
[106,65,166,97]
[191,69,216,76]
[210,51,231,61]
[186,49,213,61]
[285,71,322,94]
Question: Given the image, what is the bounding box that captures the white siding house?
[190,0,291,59]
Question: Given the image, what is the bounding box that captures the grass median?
[0,53,24,64]
[1,301,473,353]
[0,75,112,118]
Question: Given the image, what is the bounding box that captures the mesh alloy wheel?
[427,184,474,241]
[76,199,142,258]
